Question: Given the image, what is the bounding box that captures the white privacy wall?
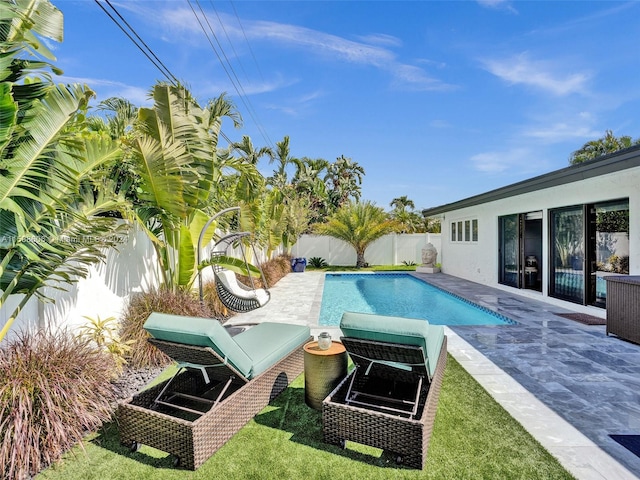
[0,226,163,342]
[438,166,640,293]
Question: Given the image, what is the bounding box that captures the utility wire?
[208,0,273,150]
[229,0,265,84]
[94,0,179,86]
[95,0,261,163]
[189,0,275,151]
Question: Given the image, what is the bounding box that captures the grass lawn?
[37,356,575,480]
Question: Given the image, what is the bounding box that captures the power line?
[94,0,179,86]
[94,0,264,163]
[229,0,265,84]
[189,0,275,151]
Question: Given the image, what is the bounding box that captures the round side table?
[303,340,348,410]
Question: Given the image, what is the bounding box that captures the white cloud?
[354,33,403,48]
[429,119,452,128]
[482,53,590,96]
[477,0,518,14]
[263,89,326,117]
[520,111,601,143]
[138,4,456,92]
[60,76,150,106]
[470,148,536,173]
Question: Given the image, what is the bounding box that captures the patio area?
[229,270,640,480]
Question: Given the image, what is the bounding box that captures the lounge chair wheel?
[130,441,141,452]
[338,439,346,449]
[173,456,181,467]
[394,454,403,465]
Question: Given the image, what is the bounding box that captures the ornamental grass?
[0,330,118,480]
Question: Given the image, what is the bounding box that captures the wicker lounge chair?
[323,312,447,469]
[117,313,311,470]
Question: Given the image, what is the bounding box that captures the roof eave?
[421,145,640,217]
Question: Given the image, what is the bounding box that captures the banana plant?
[0,0,126,342]
[130,83,250,291]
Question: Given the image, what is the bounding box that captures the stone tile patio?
[229,271,640,480]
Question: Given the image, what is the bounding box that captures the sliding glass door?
[499,213,542,291]
[550,206,584,303]
[499,215,520,287]
[550,199,628,306]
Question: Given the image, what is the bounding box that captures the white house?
[421,145,639,311]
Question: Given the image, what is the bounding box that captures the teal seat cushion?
[234,322,310,377]
[143,313,253,378]
[339,311,444,378]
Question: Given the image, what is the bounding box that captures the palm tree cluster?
[569,130,640,164]
[389,196,441,234]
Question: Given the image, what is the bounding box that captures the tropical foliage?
[389,196,441,233]
[569,130,640,164]
[314,201,398,267]
[0,0,126,341]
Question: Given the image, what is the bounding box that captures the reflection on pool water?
[319,273,516,327]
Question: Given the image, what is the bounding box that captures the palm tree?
[314,201,398,268]
[390,196,415,212]
[231,135,273,166]
[389,196,423,233]
[0,0,125,341]
[569,130,640,164]
[325,155,365,210]
[267,135,297,190]
[292,157,331,225]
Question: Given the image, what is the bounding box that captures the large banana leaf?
[177,224,196,288]
[132,128,190,219]
[200,254,262,278]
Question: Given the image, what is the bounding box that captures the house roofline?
[421,145,640,217]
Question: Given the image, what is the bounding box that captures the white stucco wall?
[438,165,640,304]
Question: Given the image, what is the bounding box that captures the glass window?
[451,222,456,242]
[472,219,478,242]
[457,221,463,241]
[464,220,471,241]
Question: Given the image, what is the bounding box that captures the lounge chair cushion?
[339,311,444,378]
[234,322,311,377]
[143,313,254,378]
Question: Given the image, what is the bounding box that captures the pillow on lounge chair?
[339,311,444,379]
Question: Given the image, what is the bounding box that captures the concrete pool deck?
[227,270,640,480]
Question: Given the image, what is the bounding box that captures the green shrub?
[77,315,133,378]
[309,256,328,268]
[0,330,118,480]
[120,288,212,368]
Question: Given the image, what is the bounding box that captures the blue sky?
[53,1,640,211]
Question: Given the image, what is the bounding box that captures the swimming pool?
[319,273,516,326]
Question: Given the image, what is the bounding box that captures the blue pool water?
[319,273,516,327]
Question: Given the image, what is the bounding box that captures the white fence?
[0,230,440,341]
[291,233,441,266]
